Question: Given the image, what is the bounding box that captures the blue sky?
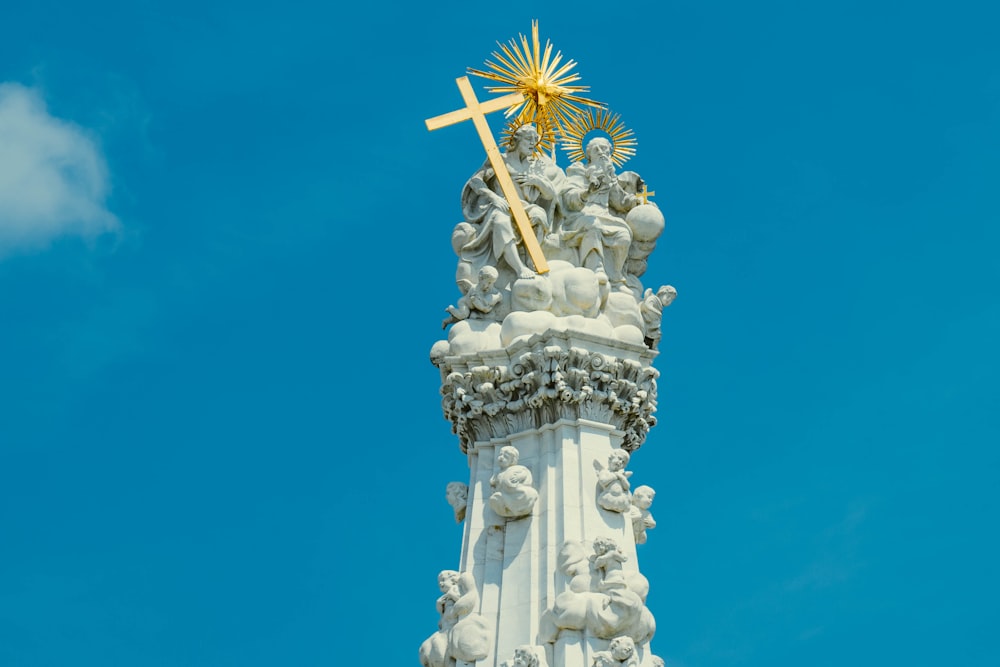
[1,1,997,665]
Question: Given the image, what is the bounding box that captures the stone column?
[431,330,662,667]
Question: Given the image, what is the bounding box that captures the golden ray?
[560,107,637,168]
[500,106,558,155]
[468,20,604,145]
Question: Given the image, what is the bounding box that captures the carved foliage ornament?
[439,345,658,452]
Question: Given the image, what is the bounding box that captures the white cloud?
[0,82,119,256]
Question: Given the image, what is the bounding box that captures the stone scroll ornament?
[419,570,492,667]
[489,445,538,519]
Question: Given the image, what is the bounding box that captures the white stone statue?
[559,137,643,292]
[419,570,460,667]
[539,537,656,645]
[594,450,633,513]
[629,485,657,544]
[445,481,469,523]
[639,285,677,349]
[419,570,492,667]
[501,645,549,667]
[489,445,538,519]
[454,123,563,289]
[590,535,629,588]
[592,636,639,667]
[442,265,502,329]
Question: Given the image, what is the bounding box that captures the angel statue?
[442,265,502,329]
[594,449,633,513]
[639,284,677,349]
[489,445,539,519]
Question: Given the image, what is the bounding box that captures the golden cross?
[425,76,550,274]
[636,184,656,205]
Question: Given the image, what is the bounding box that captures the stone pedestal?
[429,330,663,667]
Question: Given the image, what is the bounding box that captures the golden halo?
[560,108,637,167]
[468,20,604,143]
[500,110,558,156]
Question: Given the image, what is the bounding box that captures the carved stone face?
[610,637,635,661]
[478,270,497,289]
[633,487,654,509]
[437,570,459,593]
[446,482,467,507]
[593,536,617,555]
[609,450,629,471]
[512,125,540,157]
[497,446,518,468]
[585,137,613,164]
[657,285,677,306]
[512,647,536,667]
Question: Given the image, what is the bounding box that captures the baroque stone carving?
[442,266,502,330]
[432,119,675,357]
[445,481,469,523]
[419,570,492,667]
[489,445,538,519]
[592,636,639,667]
[501,645,549,667]
[594,450,633,513]
[433,335,658,453]
[560,137,645,292]
[539,537,656,645]
[639,285,677,350]
[629,485,656,544]
[455,123,561,295]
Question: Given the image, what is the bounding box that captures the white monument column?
[420,21,676,667]
[428,330,665,667]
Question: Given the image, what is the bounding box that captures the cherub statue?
[592,636,639,667]
[442,265,502,329]
[489,445,538,519]
[447,571,491,663]
[590,535,628,590]
[594,449,633,513]
[639,284,677,349]
[445,481,469,523]
[629,485,657,544]
[419,570,461,667]
[540,538,655,645]
[501,645,549,667]
[419,570,491,667]
[435,569,461,620]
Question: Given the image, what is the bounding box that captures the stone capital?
[432,330,659,453]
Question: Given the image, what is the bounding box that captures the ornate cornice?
[432,330,659,453]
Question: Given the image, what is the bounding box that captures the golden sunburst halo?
[560,107,637,168]
[468,20,604,153]
[499,109,559,156]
